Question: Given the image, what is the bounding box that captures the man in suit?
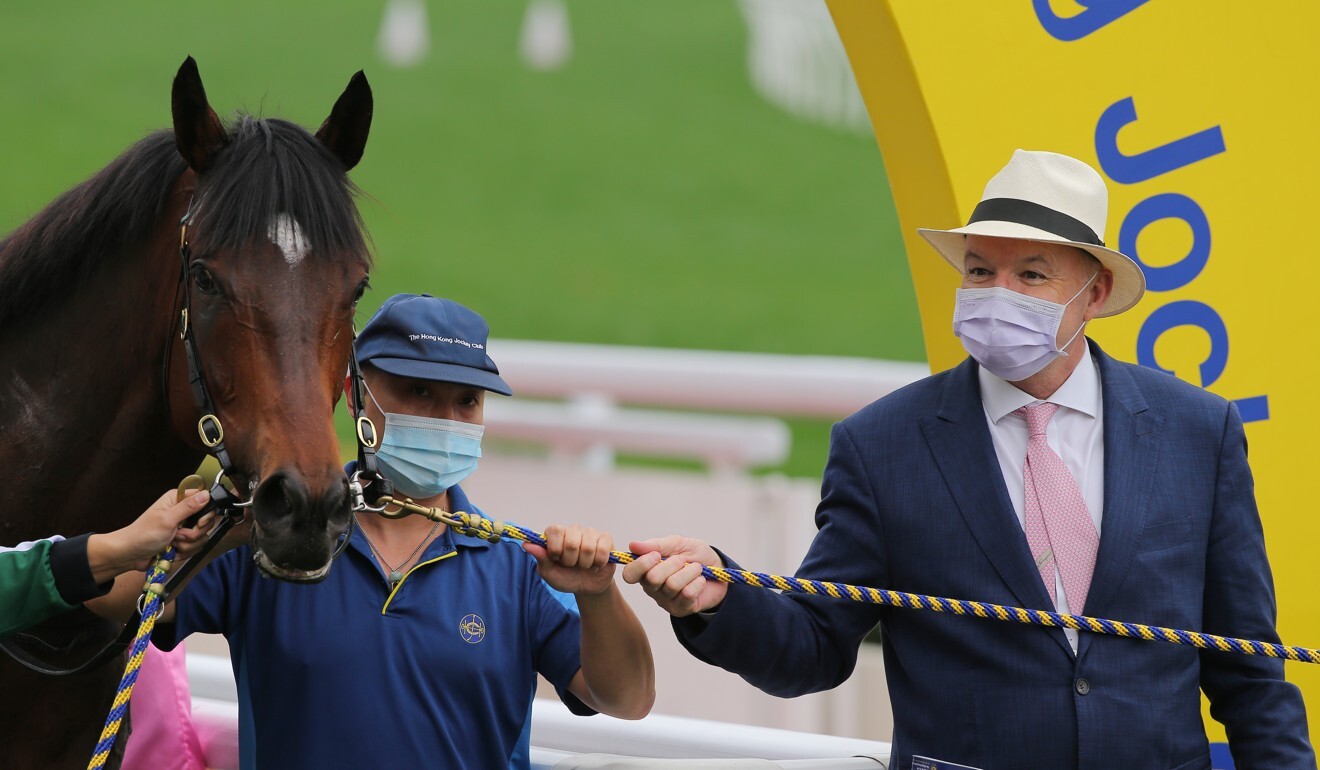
[623,150,1313,770]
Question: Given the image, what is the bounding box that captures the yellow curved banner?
[829,0,1318,751]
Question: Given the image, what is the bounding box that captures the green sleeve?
[0,539,76,637]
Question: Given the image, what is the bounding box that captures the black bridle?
[0,203,247,676]
[346,336,394,511]
[150,199,251,592]
[165,197,400,592]
[2,200,384,675]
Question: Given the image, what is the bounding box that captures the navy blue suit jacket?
[676,341,1312,770]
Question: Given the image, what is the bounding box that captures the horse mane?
[0,131,184,328]
[0,116,371,329]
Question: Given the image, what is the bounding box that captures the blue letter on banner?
[1095,97,1226,184]
[1033,0,1151,41]
[1119,193,1211,292]
[1136,300,1228,386]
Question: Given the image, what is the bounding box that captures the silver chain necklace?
[355,515,442,588]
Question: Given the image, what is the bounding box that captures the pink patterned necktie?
[1017,402,1099,615]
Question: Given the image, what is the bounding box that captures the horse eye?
[352,280,369,306]
[192,266,219,295]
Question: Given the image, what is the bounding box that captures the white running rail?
[483,339,928,472]
[489,339,928,418]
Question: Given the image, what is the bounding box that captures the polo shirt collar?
[977,340,1100,424]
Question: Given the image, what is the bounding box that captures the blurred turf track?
[0,1,919,478]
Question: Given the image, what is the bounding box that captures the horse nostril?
[316,479,353,530]
[253,471,307,522]
[333,478,351,514]
[252,471,351,530]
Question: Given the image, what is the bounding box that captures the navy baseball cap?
[355,294,513,396]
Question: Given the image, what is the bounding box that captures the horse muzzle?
[247,470,351,583]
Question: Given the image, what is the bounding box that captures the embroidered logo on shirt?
[459,613,486,644]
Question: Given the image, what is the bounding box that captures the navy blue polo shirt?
[155,483,591,769]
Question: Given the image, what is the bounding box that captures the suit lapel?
[920,359,1071,656]
[1077,342,1163,662]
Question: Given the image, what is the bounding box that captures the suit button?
[1075,677,1091,695]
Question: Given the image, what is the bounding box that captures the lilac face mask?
[952,273,1097,382]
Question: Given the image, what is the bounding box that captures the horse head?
[167,57,373,581]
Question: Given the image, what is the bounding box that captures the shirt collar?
[977,341,1101,424]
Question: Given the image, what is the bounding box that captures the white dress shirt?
[977,343,1105,652]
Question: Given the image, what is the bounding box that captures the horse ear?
[315,71,373,171]
[171,56,230,173]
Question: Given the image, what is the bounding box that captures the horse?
[0,57,374,768]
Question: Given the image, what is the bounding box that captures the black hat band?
[967,197,1104,247]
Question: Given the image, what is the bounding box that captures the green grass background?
[0,1,921,479]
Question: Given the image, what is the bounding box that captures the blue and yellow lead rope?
[86,546,175,770]
[432,508,1320,666]
[91,502,1320,766]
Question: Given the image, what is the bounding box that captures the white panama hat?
[917,149,1146,317]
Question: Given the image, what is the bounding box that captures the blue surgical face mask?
[367,386,484,499]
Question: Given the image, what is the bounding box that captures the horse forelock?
[188,116,372,269]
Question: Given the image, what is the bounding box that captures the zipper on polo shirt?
[380,551,457,614]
